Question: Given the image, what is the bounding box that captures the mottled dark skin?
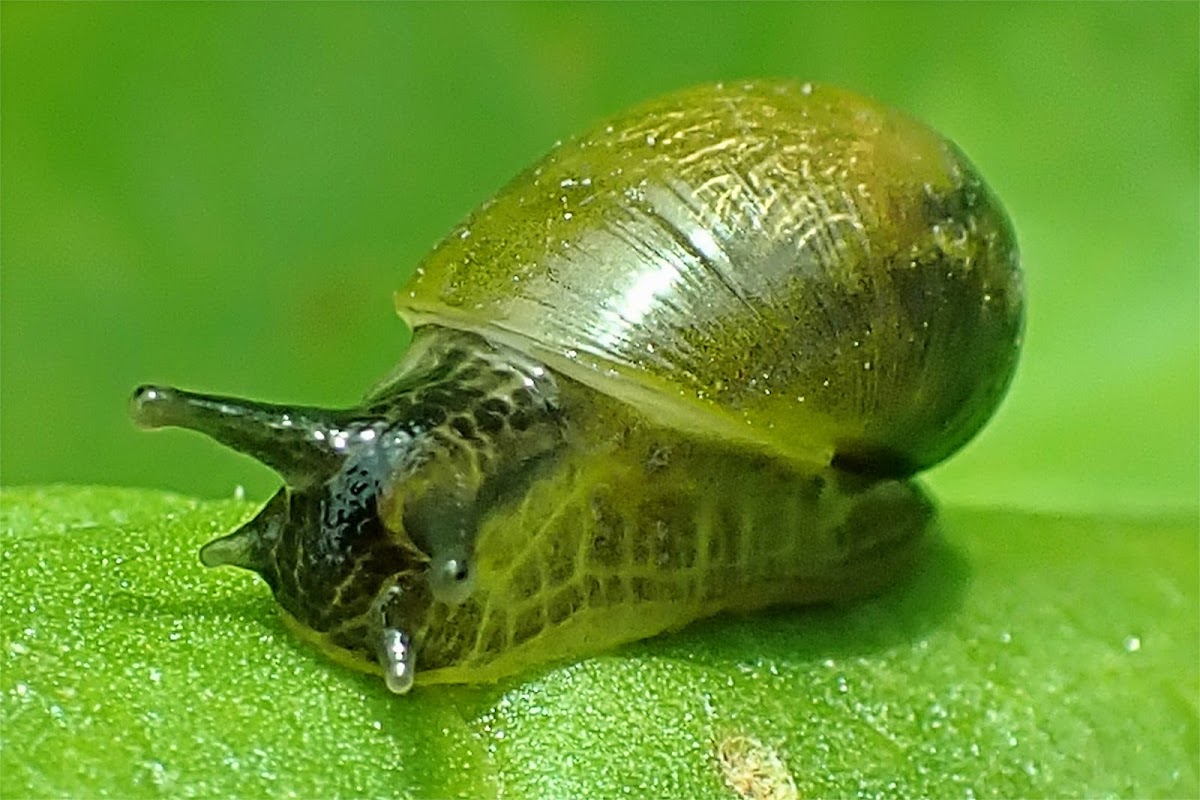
[132,329,570,691]
[131,328,933,692]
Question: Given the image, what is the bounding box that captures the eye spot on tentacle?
[430,557,476,605]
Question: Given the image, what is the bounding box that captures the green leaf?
[3,486,1196,797]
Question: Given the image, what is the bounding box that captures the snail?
[131,80,1022,694]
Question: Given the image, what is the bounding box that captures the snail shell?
[131,80,1022,694]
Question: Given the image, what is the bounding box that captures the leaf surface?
[2,487,1195,798]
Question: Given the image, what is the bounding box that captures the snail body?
[131,80,1022,693]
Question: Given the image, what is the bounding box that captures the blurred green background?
[2,3,1197,515]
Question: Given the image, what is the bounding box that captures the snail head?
[129,384,437,694]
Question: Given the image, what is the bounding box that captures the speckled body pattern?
[131,80,1022,692]
[406,360,932,684]
[278,330,931,684]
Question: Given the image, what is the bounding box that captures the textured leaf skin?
[2,486,1196,798]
